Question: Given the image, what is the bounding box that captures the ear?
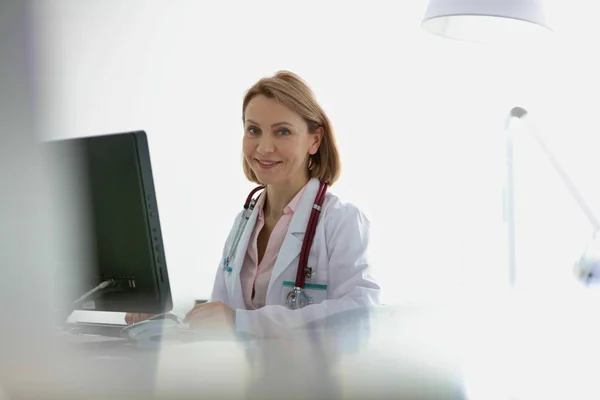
[308,126,324,155]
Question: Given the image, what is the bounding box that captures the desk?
[0,307,467,400]
[4,295,600,398]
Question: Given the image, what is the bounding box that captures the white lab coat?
[210,178,381,337]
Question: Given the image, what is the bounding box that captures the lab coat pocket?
[305,252,322,280]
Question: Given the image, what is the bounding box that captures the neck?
[264,175,310,219]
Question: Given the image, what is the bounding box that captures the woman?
[127,71,380,336]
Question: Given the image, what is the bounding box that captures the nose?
[256,133,275,154]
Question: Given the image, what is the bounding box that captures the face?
[243,95,322,186]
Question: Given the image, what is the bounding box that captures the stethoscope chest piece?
[286,287,310,310]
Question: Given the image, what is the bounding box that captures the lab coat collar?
[269,178,321,286]
[286,178,319,234]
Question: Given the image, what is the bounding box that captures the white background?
[31,0,600,319]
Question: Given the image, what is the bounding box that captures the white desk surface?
[3,294,600,399]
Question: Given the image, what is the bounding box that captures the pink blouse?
[239,185,306,310]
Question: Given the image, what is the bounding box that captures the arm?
[209,212,243,305]
[209,259,228,303]
[234,203,381,337]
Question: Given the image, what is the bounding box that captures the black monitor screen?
[47,131,172,314]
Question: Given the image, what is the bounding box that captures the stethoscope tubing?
[225,181,328,291]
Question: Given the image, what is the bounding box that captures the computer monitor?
[45,131,172,316]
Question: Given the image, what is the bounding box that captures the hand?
[124,313,156,325]
[184,301,235,330]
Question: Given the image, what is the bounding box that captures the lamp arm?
[509,107,600,234]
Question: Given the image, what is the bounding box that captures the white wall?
[31,0,600,321]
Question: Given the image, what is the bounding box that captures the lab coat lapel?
[229,192,265,309]
[269,178,321,288]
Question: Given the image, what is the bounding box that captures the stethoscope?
[222,181,328,310]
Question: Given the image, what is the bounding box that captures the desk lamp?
[506,108,600,285]
[421,1,600,286]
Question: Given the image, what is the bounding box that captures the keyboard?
[64,322,127,338]
[64,320,242,344]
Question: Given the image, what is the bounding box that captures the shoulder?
[320,191,371,255]
[321,191,371,230]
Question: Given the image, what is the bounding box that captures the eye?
[278,128,291,136]
[247,126,260,135]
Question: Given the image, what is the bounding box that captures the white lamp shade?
[422,0,552,43]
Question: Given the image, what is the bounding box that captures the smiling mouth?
[256,159,282,166]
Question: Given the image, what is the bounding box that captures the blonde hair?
[241,71,341,186]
